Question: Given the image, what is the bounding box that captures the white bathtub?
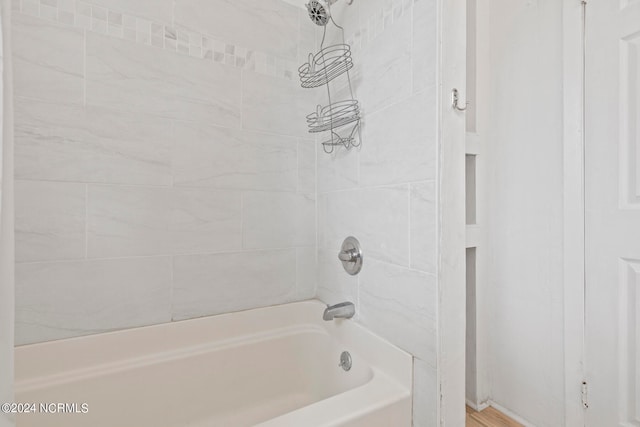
[14,300,412,427]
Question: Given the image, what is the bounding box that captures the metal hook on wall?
[452,88,468,112]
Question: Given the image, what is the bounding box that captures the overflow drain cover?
[339,351,352,371]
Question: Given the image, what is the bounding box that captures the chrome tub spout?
[323,302,355,321]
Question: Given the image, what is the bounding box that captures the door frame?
[563,0,587,425]
[438,0,467,425]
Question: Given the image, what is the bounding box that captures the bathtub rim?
[15,299,412,392]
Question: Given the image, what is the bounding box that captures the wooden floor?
[466,406,524,427]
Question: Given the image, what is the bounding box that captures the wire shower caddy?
[299,1,361,154]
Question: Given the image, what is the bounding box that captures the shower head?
[306,0,331,26]
[305,0,353,26]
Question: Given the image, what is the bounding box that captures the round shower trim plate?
[339,236,363,276]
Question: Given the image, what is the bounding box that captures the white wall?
[314,0,440,425]
[482,0,565,425]
[0,2,14,425]
[12,0,317,345]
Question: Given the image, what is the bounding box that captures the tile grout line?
[240,68,244,130]
[409,0,415,94]
[169,120,175,187]
[84,183,89,259]
[83,27,87,106]
[408,182,412,268]
[169,116,175,323]
[169,254,174,322]
[295,245,300,299]
[13,177,319,194]
[318,179,437,195]
[16,246,308,266]
[296,140,301,194]
[240,192,245,251]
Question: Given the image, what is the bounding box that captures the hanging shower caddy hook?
[300,0,362,154]
[452,88,468,112]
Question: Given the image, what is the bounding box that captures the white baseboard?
[465,398,489,412]
[487,401,537,427]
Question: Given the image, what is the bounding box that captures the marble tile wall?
[315,0,440,426]
[13,0,317,345]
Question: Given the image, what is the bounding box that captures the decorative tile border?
[13,0,300,81]
[12,0,415,82]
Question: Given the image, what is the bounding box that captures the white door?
[585,1,640,426]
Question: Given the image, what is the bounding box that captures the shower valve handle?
[338,248,358,262]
